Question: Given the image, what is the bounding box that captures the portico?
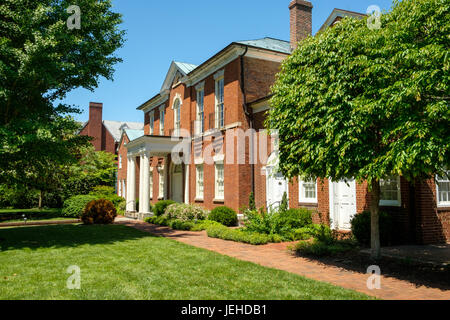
[125,135,189,219]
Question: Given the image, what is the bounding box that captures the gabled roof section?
[160,61,198,94]
[318,8,366,33]
[236,37,291,54]
[103,120,144,142]
[124,129,144,142]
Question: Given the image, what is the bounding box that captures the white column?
[163,156,168,200]
[139,154,144,212]
[184,164,189,204]
[142,152,150,214]
[126,157,131,212]
[129,156,136,212]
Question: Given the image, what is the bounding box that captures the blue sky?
[64,0,394,124]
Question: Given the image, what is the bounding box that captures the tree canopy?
[268,0,449,184]
[0,0,125,185]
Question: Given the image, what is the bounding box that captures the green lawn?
[0,224,373,300]
[0,208,70,224]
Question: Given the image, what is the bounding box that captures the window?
[299,179,317,203]
[196,165,204,199]
[380,176,401,206]
[119,155,122,169]
[118,180,122,197]
[159,107,165,135]
[149,112,155,135]
[215,75,225,129]
[196,88,204,135]
[173,98,181,136]
[158,167,165,199]
[149,169,153,200]
[215,162,224,200]
[437,172,450,207]
[122,180,126,199]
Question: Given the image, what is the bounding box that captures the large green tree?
[267,0,449,258]
[0,0,125,186]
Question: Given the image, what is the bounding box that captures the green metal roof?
[125,129,144,142]
[236,37,291,54]
[174,61,198,74]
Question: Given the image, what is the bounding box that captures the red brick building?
[79,102,144,155]
[118,1,450,244]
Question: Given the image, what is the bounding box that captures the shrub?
[243,209,281,235]
[117,200,126,215]
[279,208,313,229]
[248,192,256,211]
[294,239,358,257]
[209,206,238,227]
[169,219,195,231]
[62,195,97,218]
[206,225,272,245]
[81,199,117,225]
[190,220,223,231]
[279,192,289,213]
[145,215,170,226]
[351,211,394,246]
[153,200,176,216]
[164,203,208,221]
[89,186,124,209]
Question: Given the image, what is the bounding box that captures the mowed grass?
[0,224,373,300]
[0,208,69,224]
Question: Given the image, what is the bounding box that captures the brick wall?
[289,0,313,49]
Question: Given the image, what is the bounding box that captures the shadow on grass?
[292,249,450,291]
[0,223,156,252]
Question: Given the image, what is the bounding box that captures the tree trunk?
[38,190,43,210]
[369,179,381,260]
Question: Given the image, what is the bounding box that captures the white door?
[171,165,183,203]
[266,168,288,211]
[332,180,357,230]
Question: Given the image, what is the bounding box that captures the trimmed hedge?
[62,195,97,218]
[82,199,117,225]
[279,208,313,229]
[164,203,208,221]
[206,225,282,245]
[153,200,176,216]
[351,211,394,246]
[208,206,238,227]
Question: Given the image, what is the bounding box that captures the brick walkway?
[116,218,450,300]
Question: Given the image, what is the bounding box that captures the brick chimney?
[289,0,313,50]
[88,102,103,151]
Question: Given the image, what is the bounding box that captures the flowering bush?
[163,203,208,222]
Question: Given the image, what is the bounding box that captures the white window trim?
[380,176,402,207]
[196,87,205,135]
[196,164,204,200]
[119,155,122,169]
[158,166,165,199]
[298,179,318,204]
[214,73,225,129]
[149,168,153,200]
[436,172,450,207]
[148,111,155,135]
[159,106,165,136]
[172,95,182,136]
[214,161,225,201]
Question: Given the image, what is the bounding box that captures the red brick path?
[116,218,450,300]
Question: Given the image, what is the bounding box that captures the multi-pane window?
[196,165,204,199]
[122,180,126,199]
[149,169,153,200]
[158,167,165,199]
[159,107,165,135]
[380,176,401,206]
[149,112,155,135]
[173,99,181,136]
[299,179,317,203]
[437,173,450,206]
[215,162,224,200]
[119,155,122,169]
[118,180,122,197]
[215,77,225,129]
[196,89,204,135]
